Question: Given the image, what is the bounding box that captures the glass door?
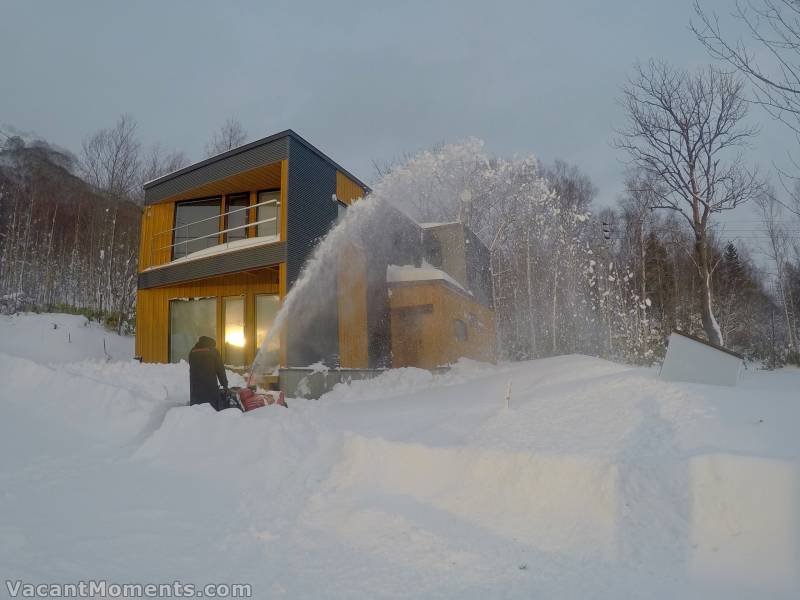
[169,298,217,363]
[255,294,281,368]
[223,296,246,367]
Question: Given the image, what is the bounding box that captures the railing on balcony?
[151,197,279,262]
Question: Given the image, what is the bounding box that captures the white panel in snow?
[660,331,743,387]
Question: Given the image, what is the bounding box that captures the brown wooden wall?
[135,268,279,364]
[388,280,495,368]
[337,243,369,368]
[336,171,366,205]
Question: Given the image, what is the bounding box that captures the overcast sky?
[0,0,793,208]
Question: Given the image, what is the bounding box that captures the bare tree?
[693,0,800,135]
[79,114,141,200]
[615,61,763,346]
[205,118,247,157]
[757,188,800,353]
[137,143,188,202]
[541,160,597,214]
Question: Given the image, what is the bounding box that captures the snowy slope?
[0,314,798,599]
[0,312,134,363]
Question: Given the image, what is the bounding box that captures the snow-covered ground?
[0,313,798,599]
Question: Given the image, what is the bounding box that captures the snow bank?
[0,353,166,445]
[321,358,506,404]
[1,315,799,598]
[304,435,619,560]
[661,331,743,386]
[134,401,318,477]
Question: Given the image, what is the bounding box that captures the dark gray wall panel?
[144,137,288,204]
[464,226,493,307]
[285,138,339,367]
[138,242,286,289]
[285,138,338,287]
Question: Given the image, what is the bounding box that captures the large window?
[223,296,246,367]
[257,191,280,239]
[169,298,217,363]
[173,198,221,259]
[255,294,281,368]
[224,194,250,243]
[171,191,280,260]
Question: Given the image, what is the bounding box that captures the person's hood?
[194,336,216,350]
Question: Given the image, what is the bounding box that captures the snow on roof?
[386,261,468,293]
[143,235,279,271]
[142,163,192,187]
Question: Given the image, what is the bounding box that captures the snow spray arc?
[248,197,380,382]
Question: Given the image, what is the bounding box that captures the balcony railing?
[151,198,279,261]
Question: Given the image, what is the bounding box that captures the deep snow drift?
[0,313,798,599]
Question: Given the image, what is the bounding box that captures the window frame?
[255,293,281,370]
[223,193,251,244]
[255,188,281,240]
[171,196,223,260]
[222,295,247,367]
[168,297,218,363]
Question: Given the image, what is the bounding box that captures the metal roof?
[143,129,370,204]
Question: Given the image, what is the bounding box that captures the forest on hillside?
[0,117,238,332]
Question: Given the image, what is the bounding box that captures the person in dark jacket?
[188,336,228,409]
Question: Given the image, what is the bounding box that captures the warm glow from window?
[225,327,246,348]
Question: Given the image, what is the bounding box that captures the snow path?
[1,314,799,598]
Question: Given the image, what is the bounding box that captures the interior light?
[226,327,246,347]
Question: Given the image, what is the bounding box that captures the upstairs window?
[171,191,280,260]
[257,190,280,239]
[224,194,250,243]
[173,198,221,259]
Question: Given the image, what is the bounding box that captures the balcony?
[150,193,280,268]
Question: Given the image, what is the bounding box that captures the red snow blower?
[219,386,287,412]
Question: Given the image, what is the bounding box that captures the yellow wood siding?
[337,243,369,368]
[280,160,288,241]
[388,281,495,368]
[138,202,174,271]
[135,268,280,364]
[278,262,287,368]
[336,171,366,205]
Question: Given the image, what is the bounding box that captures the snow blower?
[218,386,287,412]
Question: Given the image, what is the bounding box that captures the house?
[135,130,494,384]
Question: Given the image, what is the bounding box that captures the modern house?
[135,130,494,383]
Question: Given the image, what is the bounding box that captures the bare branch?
[204,118,247,158]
